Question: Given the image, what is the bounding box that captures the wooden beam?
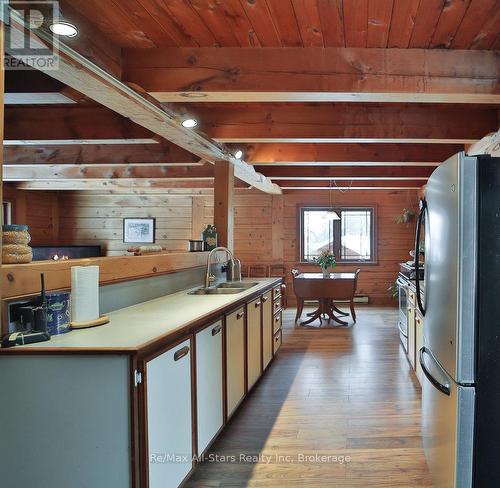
[5,12,280,194]
[123,47,500,103]
[4,107,153,140]
[3,143,200,164]
[256,165,434,178]
[188,103,499,141]
[214,161,234,251]
[245,143,463,163]
[4,139,158,146]
[4,92,76,104]
[218,137,478,144]
[3,163,214,180]
[273,180,427,188]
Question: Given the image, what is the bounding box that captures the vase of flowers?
[315,249,336,278]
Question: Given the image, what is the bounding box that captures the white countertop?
[3,278,280,353]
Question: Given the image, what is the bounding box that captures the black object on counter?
[1,331,51,348]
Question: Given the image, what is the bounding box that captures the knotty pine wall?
[3,186,417,305]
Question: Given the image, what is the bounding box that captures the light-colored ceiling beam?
[3,139,159,146]
[217,138,478,144]
[5,9,280,194]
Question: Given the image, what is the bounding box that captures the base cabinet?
[262,292,273,370]
[146,339,193,488]
[226,307,246,417]
[247,297,263,390]
[195,321,223,455]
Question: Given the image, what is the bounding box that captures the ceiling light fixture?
[181,118,198,128]
[234,149,243,160]
[49,21,78,37]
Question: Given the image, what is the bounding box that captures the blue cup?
[46,292,71,335]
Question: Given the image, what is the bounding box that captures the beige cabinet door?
[247,297,263,390]
[407,306,416,369]
[226,307,246,417]
[415,313,425,385]
[195,321,223,456]
[146,339,193,488]
[262,292,273,370]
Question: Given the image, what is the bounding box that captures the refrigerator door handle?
[419,346,450,396]
[398,321,408,338]
[415,199,426,316]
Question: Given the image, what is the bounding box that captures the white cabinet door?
[262,292,273,370]
[146,339,193,488]
[226,307,246,417]
[247,297,262,390]
[196,321,223,456]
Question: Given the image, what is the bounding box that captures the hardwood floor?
[186,307,432,487]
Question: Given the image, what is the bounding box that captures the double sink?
[189,281,259,295]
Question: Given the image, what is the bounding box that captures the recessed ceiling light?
[181,118,198,128]
[234,149,243,160]
[49,21,78,38]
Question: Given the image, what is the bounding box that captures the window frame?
[298,205,378,265]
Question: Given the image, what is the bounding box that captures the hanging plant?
[394,208,416,225]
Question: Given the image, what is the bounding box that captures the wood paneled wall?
[232,189,419,306]
[3,185,59,245]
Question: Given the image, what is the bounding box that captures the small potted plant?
[315,249,337,278]
[395,208,416,225]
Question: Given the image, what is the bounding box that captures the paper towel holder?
[70,315,110,329]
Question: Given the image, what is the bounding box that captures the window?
[299,206,375,263]
[2,201,12,226]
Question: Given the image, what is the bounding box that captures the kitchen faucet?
[205,247,234,288]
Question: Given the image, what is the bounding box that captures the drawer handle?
[174,346,190,361]
[255,301,262,308]
[262,296,269,302]
[275,335,280,342]
[275,316,280,322]
[212,324,222,336]
[236,312,245,320]
[274,302,280,308]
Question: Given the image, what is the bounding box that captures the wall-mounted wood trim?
[1,252,209,299]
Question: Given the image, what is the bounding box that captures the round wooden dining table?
[295,272,357,327]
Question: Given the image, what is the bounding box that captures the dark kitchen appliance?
[415,153,500,487]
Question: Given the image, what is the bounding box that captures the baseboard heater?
[304,296,369,305]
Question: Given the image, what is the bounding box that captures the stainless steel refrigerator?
[415,152,500,487]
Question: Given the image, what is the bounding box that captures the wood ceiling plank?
[343,0,368,47]
[430,0,471,48]
[151,0,217,46]
[266,0,303,46]
[238,0,282,46]
[274,179,426,188]
[124,47,500,99]
[14,180,216,191]
[409,0,445,48]
[367,0,394,47]
[68,0,156,48]
[467,7,500,49]
[451,0,500,49]
[244,142,463,163]
[178,0,260,47]
[317,0,345,47]
[291,0,324,47]
[387,0,421,48]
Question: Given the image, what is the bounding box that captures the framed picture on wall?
[123,218,156,244]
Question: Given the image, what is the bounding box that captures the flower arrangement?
[315,249,336,276]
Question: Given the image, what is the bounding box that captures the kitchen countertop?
[0,278,280,354]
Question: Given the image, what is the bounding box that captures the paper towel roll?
[71,266,100,323]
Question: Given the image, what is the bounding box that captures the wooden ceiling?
[70,0,500,49]
[3,0,500,193]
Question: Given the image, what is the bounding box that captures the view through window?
[300,207,375,263]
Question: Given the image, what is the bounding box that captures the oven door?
[397,278,409,352]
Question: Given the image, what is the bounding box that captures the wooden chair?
[248,264,268,278]
[290,269,303,321]
[330,269,361,323]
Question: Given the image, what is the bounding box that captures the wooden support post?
[191,196,206,240]
[271,195,284,261]
[214,161,234,251]
[0,21,4,331]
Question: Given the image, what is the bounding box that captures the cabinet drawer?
[272,284,282,300]
[273,329,282,355]
[273,297,282,314]
[273,310,282,334]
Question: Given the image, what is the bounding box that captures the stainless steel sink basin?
[188,281,259,295]
[217,282,259,290]
[189,287,248,295]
